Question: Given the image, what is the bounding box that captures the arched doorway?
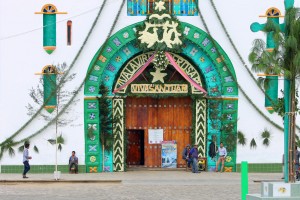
[84,22,238,173]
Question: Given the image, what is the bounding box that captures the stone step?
[247,182,300,199]
[247,193,300,199]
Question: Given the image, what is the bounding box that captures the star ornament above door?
[150,69,167,83]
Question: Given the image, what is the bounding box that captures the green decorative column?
[250,8,281,113]
[35,4,67,54]
[84,98,101,173]
[35,65,58,113]
[251,0,295,182]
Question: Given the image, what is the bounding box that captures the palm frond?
[57,134,65,145]
[237,131,247,146]
[261,129,271,139]
[250,138,257,149]
[261,129,271,147]
[47,139,56,145]
[0,147,4,160]
[18,145,24,152]
[263,138,270,147]
[33,145,39,153]
[8,147,15,157]
[58,144,62,152]
[257,77,266,90]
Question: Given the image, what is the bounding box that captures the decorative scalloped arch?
[84,22,238,172]
[84,22,237,97]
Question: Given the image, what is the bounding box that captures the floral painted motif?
[88,86,96,93]
[106,47,112,53]
[89,113,96,120]
[94,65,100,71]
[194,32,200,39]
[123,32,129,38]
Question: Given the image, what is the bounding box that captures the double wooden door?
[125,97,192,168]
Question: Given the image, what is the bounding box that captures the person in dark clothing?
[182,144,191,168]
[190,144,200,173]
[69,151,78,173]
[208,141,217,159]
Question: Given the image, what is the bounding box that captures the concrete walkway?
[0,171,286,200]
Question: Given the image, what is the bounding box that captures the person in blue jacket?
[190,144,200,173]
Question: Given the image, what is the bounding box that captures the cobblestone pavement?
[0,171,285,200]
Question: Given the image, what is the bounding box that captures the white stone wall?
[0,0,299,165]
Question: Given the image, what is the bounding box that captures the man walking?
[22,143,32,178]
[190,144,199,173]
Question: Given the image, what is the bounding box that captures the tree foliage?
[98,85,114,152]
[261,129,271,147]
[237,131,247,146]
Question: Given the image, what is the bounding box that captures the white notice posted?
[148,129,163,144]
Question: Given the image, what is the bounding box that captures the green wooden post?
[241,161,248,200]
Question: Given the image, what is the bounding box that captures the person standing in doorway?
[182,144,191,168]
[22,143,32,178]
[216,142,227,172]
[69,151,78,173]
[190,144,199,173]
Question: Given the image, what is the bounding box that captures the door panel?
[125,97,192,168]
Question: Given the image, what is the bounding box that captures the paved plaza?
[0,171,287,200]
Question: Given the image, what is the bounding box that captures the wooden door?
[125,97,192,168]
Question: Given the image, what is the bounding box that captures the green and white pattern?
[113,98,125,172]
[194,99,207,157]
[84,22,239,172]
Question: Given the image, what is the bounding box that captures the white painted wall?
[0,0,299,165]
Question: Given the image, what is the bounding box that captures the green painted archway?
[84,22,238,172]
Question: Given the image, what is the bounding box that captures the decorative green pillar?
[250,8,281,113]
[251,0,295,182]
[35,65,58,113]
[35,4,67,54]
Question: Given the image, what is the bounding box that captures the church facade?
[0,0,296,173]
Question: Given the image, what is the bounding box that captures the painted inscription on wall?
[114,52,203,94]
[131,84,188,93]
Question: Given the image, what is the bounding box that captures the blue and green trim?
[84,22,238,172]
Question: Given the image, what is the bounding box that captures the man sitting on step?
[69,151,78,174]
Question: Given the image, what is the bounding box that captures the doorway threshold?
[127,166,186,171]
